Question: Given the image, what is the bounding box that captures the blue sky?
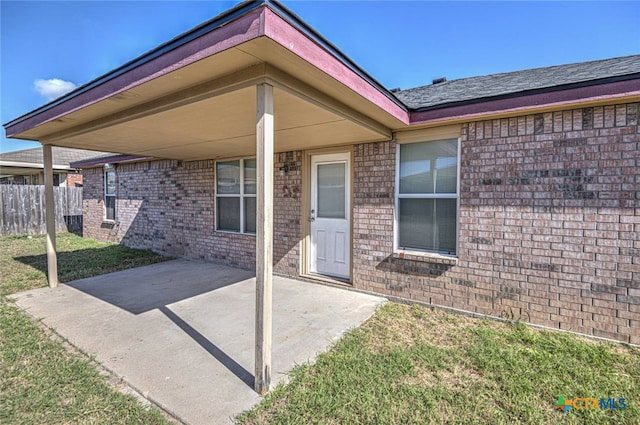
[1,1,639,153]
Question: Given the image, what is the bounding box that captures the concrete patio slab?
[11,259,386,424]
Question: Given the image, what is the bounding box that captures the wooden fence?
[0,185,83,236]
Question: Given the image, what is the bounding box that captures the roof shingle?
[395,55,640,110]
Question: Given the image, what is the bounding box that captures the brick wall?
[83,155,302,274]
[274,151,302,275]
[352,101,639,344]
[82,101,638,344]
[65,172,83,187]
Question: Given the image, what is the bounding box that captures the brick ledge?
[392,250,458,266]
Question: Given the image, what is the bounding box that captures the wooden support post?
[255,83,274,394]
[43,144,59,288]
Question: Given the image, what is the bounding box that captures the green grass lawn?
[1,233,171,424]
[238,303,640,425]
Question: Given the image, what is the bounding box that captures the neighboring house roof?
[395,55,640,110]
[0,147,113,170]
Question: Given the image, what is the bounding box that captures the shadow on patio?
[16,252,255,388]
[11,258,385,424]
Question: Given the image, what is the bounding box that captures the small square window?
[215,158,256,234]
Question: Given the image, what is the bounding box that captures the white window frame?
[215,157,256,234]
[104,165,116,222]
[394,138,460,257]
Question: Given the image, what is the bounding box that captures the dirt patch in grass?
[403,362,486,392]
[361,302,478,352]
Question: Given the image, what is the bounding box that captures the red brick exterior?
[352,102,639,345]
[65,172,83,187]
[83,155,302,274]
[83,101,639,344]
[273,151,303,276]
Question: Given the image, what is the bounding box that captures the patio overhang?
[4,1,407,159]
[3,0,410,396]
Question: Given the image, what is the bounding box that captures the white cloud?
[34,78,77,101]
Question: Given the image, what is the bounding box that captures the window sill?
[393,250,458,266]
[214,230,256,237]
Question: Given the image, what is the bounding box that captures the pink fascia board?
[410,78,640,125]
[6,9,265,138]
[262,8,410,125]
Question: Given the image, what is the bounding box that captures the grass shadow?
[14,244,167,284]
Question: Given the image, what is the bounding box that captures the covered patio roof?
[6,1,639,154]
[4,0,407,160]
[4,0,411,395]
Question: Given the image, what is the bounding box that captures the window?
[104,166,116,221]
[396,139,459,255]
[216,158,256,233]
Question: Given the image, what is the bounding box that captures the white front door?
[310,152,350,279]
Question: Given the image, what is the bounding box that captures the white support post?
[43,144,59,288]
[255,83,274,394]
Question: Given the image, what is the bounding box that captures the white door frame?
[302,149,352,282]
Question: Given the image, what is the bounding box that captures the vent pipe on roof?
[432,77,447,84]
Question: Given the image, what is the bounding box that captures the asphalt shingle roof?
[0,147,113,167]
[395,55,640,110]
